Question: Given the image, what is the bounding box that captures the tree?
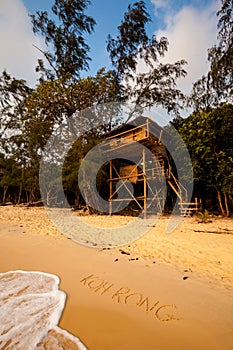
[107,1,187,115]
[0,153,23,204]
[0,71,33,202]
[208,0,233,102]
[177,104,233,216]
[30,0,96,81]
[0,71,32,154]
[190,0,233,109]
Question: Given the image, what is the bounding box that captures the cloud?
[0,0,44,86]
[150,0,169,9]
[151,2,218,94]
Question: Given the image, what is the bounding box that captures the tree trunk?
[46,189,52,207]
[217,190,226,216]
[18,167,24,204]
[3,186,8,203]
[224,192,230,217]
[29,187,36,203]
[17,184,22,204]
[75,191,81,209]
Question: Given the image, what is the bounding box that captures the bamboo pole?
[109,160,113,216]
[143,149,147,219]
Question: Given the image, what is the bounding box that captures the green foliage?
[196,209,210,223]
[30,0,95,80]
[176,104,233,214]
[107,1,168,78]
[0,68,122,205]
[107,1,187,115]
[208,0,233,101]
[0,156,20,188]
[0,70,31,109]
[0,71,33,163]
[190,0,233,109]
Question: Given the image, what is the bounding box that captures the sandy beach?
[0,206,233,349]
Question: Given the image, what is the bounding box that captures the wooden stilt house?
[101,116,195,217]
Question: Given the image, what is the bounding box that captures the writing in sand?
[80,274,181,322]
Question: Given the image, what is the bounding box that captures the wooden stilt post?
[162,186,165,214]
[143,149,147,219]
[109,160,113,216]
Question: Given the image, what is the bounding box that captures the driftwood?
[26,200,44,206]
[14,200,44,207]
[194,229,233,235]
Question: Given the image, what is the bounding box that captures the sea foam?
[0,270,87,349]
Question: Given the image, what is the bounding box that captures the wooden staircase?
[179,198,201,216]
[167,172,200,216]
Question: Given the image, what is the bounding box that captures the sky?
[0,0,219,97]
